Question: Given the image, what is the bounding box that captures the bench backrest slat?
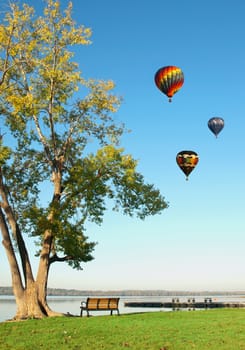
[87,298,100,309]
[98,299,109,309]
[108,298,119,309]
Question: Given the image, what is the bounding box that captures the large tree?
[0,0,168,320]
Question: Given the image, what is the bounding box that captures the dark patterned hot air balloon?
[176,150,199,180]
[208,117,224,138]
[154,66,184,102]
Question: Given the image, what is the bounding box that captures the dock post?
[172,298,180,311]
[188,298,195,311]
[204,298,212,309]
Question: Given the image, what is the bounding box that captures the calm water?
[1,295,245,322]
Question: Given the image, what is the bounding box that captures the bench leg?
[110,309,120,316]
[80,309,90,317]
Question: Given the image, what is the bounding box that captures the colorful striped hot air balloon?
[176,150,199,180]
[154,66,184,102]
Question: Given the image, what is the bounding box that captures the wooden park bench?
[80,297,120,317]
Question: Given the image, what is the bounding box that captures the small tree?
[0,0,168,319]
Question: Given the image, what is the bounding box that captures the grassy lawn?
[0,309,245,349]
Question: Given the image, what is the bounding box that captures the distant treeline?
[1,286,245,297]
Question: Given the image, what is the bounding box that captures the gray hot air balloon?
[208,117,224,137]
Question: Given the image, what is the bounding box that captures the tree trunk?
[13,283,63,320]
[15,283,45,320]
[0,196,62,319]
[36,241,63,317]
[0,166,65,320]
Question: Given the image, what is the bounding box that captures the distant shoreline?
[1,286,245,297]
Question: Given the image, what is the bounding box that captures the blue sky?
[1,0,245,292]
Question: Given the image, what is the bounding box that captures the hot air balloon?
[154,66,184,102]
[208,117,224,137]
[176,150,199,180]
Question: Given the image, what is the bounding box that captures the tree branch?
[0,207,24,296]
[32,113,54,166]
[0,172,35,285]
[0,22,16,86]
[49,253,74,265]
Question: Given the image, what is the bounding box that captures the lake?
[1,295,245,322]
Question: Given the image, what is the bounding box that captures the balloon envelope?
[176,150,199,180]
[208,117,224,137]
[154,66,184,102]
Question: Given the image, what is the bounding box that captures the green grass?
[0,309,245,349]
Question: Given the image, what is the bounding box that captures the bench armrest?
[80,301,87,309]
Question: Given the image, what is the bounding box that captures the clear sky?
[1,0,245,292]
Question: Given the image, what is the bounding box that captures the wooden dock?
[124,299,245,309]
